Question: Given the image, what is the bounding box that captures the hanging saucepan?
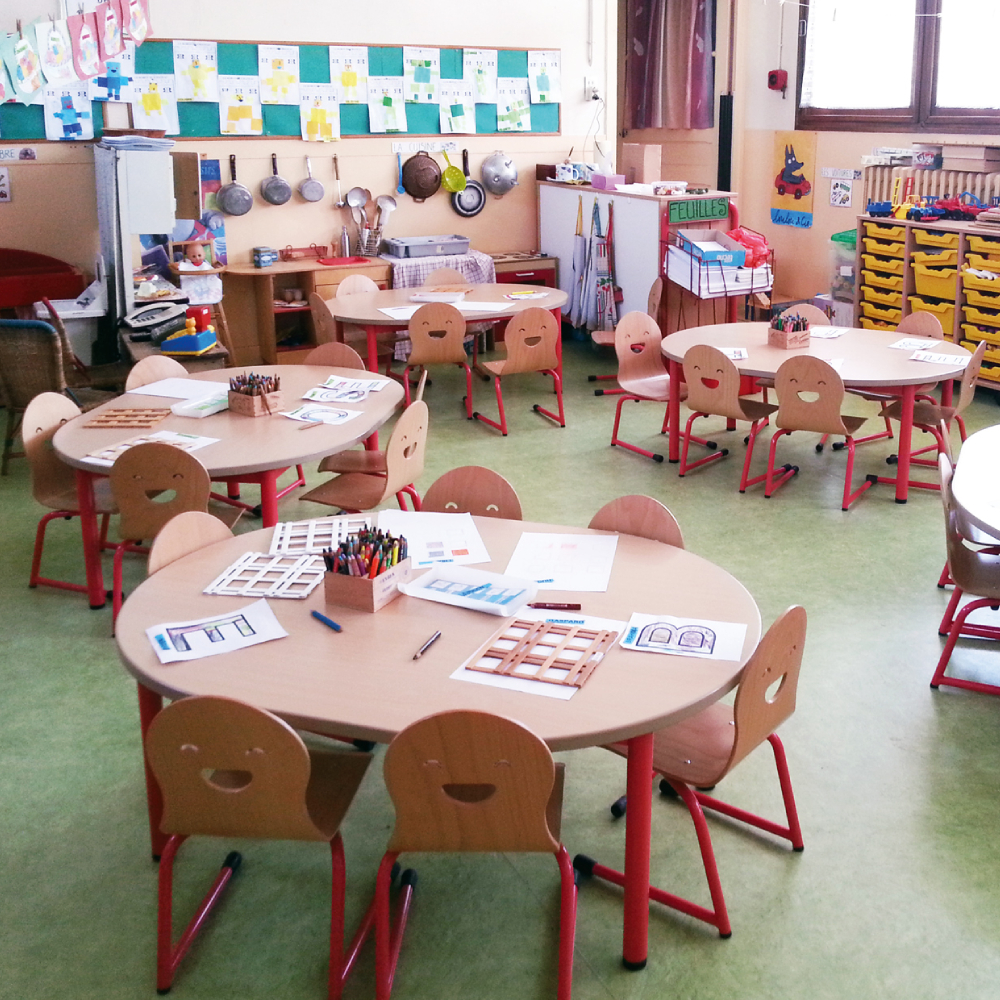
[260,153,292,205]
[401,150,442,203]
[298,157,324,202]
[481,150,519,197]
[216,154,253,216]
[452,149,486,218]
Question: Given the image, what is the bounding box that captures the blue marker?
[311,610,343,633]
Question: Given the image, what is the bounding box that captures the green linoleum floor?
[3,336,1000,999]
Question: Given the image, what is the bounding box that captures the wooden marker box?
[228,390,283,417]
[768,325,810,350]
[324,558,411,613]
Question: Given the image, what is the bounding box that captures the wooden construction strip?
[84,408,170,428]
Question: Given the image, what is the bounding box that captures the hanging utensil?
[452,149,486,218]
[216,154,253,216]
[396,153,406,196]
[481,150,519,197]
[298,157,324,202]
[375,193,397,230]
[400,151,442,202]
[441,151,466,194]
[333,153,345,208]
[260,153,292,205]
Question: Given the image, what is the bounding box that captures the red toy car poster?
[771,130,816,229]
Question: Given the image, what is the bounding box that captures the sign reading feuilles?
[668,197,730,225]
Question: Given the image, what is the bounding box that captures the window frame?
[795,0,1000,133]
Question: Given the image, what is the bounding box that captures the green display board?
[0,40,559,142]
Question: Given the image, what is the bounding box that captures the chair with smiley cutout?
[400,302,474,419]
[421,466,523,519]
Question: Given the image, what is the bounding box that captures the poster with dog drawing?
[771,131,816,228]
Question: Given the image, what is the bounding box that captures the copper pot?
[401,150,442,202]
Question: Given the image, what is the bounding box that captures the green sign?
[668,197,731,225]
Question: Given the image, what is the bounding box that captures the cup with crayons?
[322,528,412,613]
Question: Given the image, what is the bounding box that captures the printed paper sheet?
[367,77,407,133]
[173,40,218,102]
[329,45,368,104]
[299,82,340,141]
[43,85,93,141]
[281,405,362,425]
[504,532,618,592]
[497,77,531,132]
[527,50,561,103]
[218,75,263,135]
[403,47,440,103]
[131,73,179,134]
[439,79,476,134]
[84,429,219,468]
[619,612,747,661]
[258,44,300,105]
[129,378,226,400]
[377,509,490,567]
[463,49,497,103]
[89,42,135,103]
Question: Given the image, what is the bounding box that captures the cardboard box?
[228,390,283,417]
[324,558,411,613]
[590,173,624,190]
[768,326,810,349]
[675,230,746,267]
[621,143,662,184]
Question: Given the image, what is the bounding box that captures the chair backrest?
[336,273,379,297]
[779,303,829,327]
[124,354,187,391]
[614,311,666,383]
[384,710,560,853]
[774,355,850,435]
[588,495,684,548]
[147,510,233,575]
[726,605,807,775]
[39,297,88,385]
[303,340,366,370]
[383,400,429,498]
[422,267,470,286]
[0,320,68,407]
[497,307,560,374]
[682,344,748,422]
[647,277,663,321]
[22,391,81,504]
[406,302,468,367]
[938,453,976,593]
[308,292,340,345]
[110,442,211,541]
[896,310,944,340]
[422,466,522,519]
[954,340,987,416]
[146,695,329,841]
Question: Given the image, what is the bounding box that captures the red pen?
[528,602,582,611]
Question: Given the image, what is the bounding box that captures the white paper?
[129,378,227,400]
[131,74,179,134]
[329,45,369,104]
[173,40,218,102]
[399,565,536,615]
[43,85,94,141]
[258,44,300,105]
[912,350,964,366]
[85,429,220,468]
[368,76,407,133]
[302,386,371,404]
[403,47,440,104]
[464,49,498,103]
[720,347,748,360]
[218,75,263,135]
[281,405,361,425]
[320,375,389,392]
[504,532,618,592]
[146,598,288,664]
[892,338,935,351]
[299,82,340,141]
[35,19,77,86]
[496,77,531,132]
[619,611,747,662]
[459,301,513,313]
[377,510,490,567]
[527,50,561,104]
[379,305,421,320]
[810,326,849,339]
[439,79,476,134]
[826,357,845,371]
[89,43,135,102]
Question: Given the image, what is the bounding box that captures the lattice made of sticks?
[204,552,326,599]
[84,408,171,428]
[269,515,373,555]
[466,619,619,688]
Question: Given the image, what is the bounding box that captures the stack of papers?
[504,532,618,592]
[377,510,490,566]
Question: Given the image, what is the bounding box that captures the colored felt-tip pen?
[528,602,582,611]
[311,610,342,633]
[413,630,442,660]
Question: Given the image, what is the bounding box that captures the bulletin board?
[0,39,561,142]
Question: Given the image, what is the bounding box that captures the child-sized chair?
[588,494,684,548]
[124,354,188,391]
[304,341,367,370]
[421,465,522,519]
[401,302,473,417]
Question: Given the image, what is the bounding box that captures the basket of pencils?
[228,372,283,417]
[323,529,411,613]
[768,312,811,349]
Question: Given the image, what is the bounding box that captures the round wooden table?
[328,283,569,371]
[661,322,971,502]
[116,516,760,970]
[950,424,1000,538]
[54,365,403,607]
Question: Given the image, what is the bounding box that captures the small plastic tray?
[859,316,897,331]
[914,229,959,249]
[861,300,902,322]
[862,269,905,291]
[962,266,1000,293]
[863,222,906,240]
[964,287,1000,308]
[967,234,1000,255]
[862,237,905,258]
[912,263,957,299]
[961,325,1000,347]
[962,304,1000,328]
[907,295,955,334]
[861,254,905,275]
[966,252,1000,273]
[862,285,902,306]
[912,248,958,266]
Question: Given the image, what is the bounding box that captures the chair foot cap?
[572,854,596,877]
[793,845,805,853]
[353,739,376,752]
[400,868,418,888]
[706,440,717,450]
[610,796,627,819]
[622,957,648,971]
[895,498,907,504]
[832,442,845,451]
[866,474,879,483]
[815,444,824,453]
[719,931,733,940]
[653,454,664,463]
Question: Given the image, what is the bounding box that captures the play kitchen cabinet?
[223,258,391,365]
[490,252,558,288]
[853,216,1000,386]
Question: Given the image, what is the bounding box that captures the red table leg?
[894,384,916,503]
[137,682,168,859]
[365,323,380,373]
[667,359,682,463]
[75,468,106,609]
[256,469,282,527]
[622,731,653,970]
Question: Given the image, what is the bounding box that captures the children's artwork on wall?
[367,76,407,133]
[2,32,45,104]
[68,12,104,82]
[438,78,475,134]
[299,82,341,141]
[0,167,10,201]
[329,45,368,104]
[258,44,300,105]
[173,40,218,102]
[43,85,94,141]
[35,19,78,87]
[770,130,817,229]
[89,43,135,103]
[464,49,497,103]
[403,47,439,104]
[131,74,179,134]
[0,62,8,104]
[122,0,151,46]
[830,177,853,208]
[218,75,263,135]
[96,1,125,61]
[497,77,531,132]
[527,50,561,104]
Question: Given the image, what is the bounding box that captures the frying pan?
[216,154,253,216]
[401,150,441,202]
[298,158,324,202]
[452,149,486,218]
[260,153,292,206]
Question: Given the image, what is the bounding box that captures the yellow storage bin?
[912,248,958,266]
[967,234,1000,255]
[861,300,902,323]
[907,295,955,333]
[960,325,1000,347]
[977,363,1000,382]
[859,316,897,332]
[863,221,906,240]
[862,254,906,275]
[912,263,957,299]
[914,229,960,249]
[861,269,905,291]
[964,286,1000,309]
[962,266,1000,293]
[966,252,1000,273]
[862,285,902,306]
[962,303,1000,328]
[862,237,905,258]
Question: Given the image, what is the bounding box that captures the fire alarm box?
[767,69,788,92]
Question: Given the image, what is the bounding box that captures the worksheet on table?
[377,509,490,566]
[128,378,226,400]
[504,532,619,591]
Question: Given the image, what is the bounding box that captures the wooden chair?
[401,302,473,418]
[124,354,187,391]
[145,695,373,997]
[304,340,367,370]
[147,510,234,576]
[374,710,577,1000]
[679,344,778,489]
[472,307,564,435]
[301,400,427,513]
[932,454,1000,696]
[422,267,470,286]
[22,392,116,595]
[591,278,662,396]
[597,606,807,938]
[779,302,829,327]
[421,466,522,519]
[897,310,945,339]
[314,277,395,364]
[767,356,876,509]
[588,494,684,548]
[0,319,117,474]
[38,297,131,392]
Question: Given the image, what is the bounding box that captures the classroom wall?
[1,0,616,281]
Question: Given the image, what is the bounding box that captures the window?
[797,0,1000,132]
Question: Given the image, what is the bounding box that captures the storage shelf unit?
[853,216,1000,386]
